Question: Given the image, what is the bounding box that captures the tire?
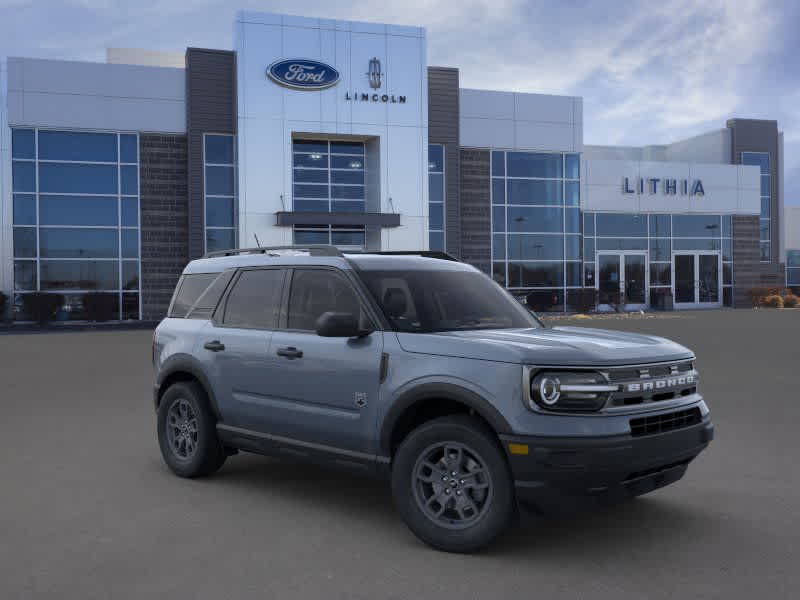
[157,381,226,478]
[391,415,514,553]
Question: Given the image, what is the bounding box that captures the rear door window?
[169,273,219,318]
[221,269,285,330]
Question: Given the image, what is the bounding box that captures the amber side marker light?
[508,443,529,455]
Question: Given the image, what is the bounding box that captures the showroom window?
[583,213,734,307]
[742,152,770,261]
[11,128,141,320]
[428,144,445,251]
[788,250,800,289]
[491,150,581,311]
[291,139,366,248]
[204,134,237,253]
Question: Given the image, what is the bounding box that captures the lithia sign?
[267,57,407,103]
[623,176,705,196]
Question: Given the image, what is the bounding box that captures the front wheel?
[391,415,515,553]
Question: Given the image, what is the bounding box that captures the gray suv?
[153,245,713,552]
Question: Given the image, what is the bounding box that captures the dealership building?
[0,10,794,320]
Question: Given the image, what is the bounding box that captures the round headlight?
[535,375,561,405]
[529,370,617,412]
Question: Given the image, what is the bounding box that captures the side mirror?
[315,312,373,338]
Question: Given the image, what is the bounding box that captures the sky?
[1,0,798,204]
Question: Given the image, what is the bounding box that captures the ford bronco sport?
[153,245,713,553]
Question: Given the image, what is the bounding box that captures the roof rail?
[352,250,460,262]
[203,245,344,259]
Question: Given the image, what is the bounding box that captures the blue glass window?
[38,131,117,162]
[14,261,37,290]
[583,213,594,237]
[120,135,138,163]
[121,198,139,227]
[13,228,37,258]
[760,175,770,197]
[596,238,648,251]
[428,232,444,252]
[492,179,505,205]
[565,181,579,206]
[741,152,769,174]
[428,173,444,203]
[721,215,732,237]
[583,238,594,261]
[507,180,562,205]
[39,163,118,194]
[507,152,562,178]
[565,154,580,180]
[331,230,366,246]
[206,166,235,195]
[787,250,800,268]
[206,197,235,227]
[507,207,563,233]
[595,213,647,237]
[429,203,444,230]
[294,229,329,244]
[673,238,721,251]
[122,262,139,290]
[428,145,444,172]
[293,140,328,154]
[121,165,138,195]
[331,170,364,185]
[12,162,36,192]
[40,195,118,226]
[566,263,581,287]
[293,169,328,184]
[565,208,580,233]
[649,238,671,261]
[332,201,366,213]
[40,260,119,291]
[294,200,329,212]
[491,151,505,177]
[331,156,363,170]
[565,236,580,261]
[206,229,236,253]
[508,262,564,287]
[649,214,671,237]
[493,235,506,260]
[12,129,35,159]
[40,228,118,258]
[492,207,506,232]
[294,153,328,168]
[330,141,364,155]
[294,184,328,199]
[332,185,364,200]
[13,194,36,225]
[121,229,139,258]
[507,235,564,260]
[673,215,721,237]
[204,135,234,164]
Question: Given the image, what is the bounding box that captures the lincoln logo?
[367,57,382,89]
[626,374,695,393]
[266,59,341,90]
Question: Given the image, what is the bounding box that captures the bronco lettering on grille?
[626,374,695,393]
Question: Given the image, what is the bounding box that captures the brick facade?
[459,149,491,275]
[139,134,189,321]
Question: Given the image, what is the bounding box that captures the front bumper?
[500,415,713,512]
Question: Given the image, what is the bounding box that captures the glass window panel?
[293,140,328,154]
[428,173,444,203]
[760,175,770,196]
[507,152,562,178]
[787,268,800,285]
[13,227,37,258]
[596,238,648,251]
[294,199,329,212]
[429,232,444,252]
[294,183,329,199]
[332,170,365,185]
[507,206,563,233]
[565,181,579,206]
[508,262,564,287]
[38,131,117,162]
[204,135,234,164]
[122,261,139,290]
[673,238,721,251]
[331,230,366,247]
[650,263,671,286]
[583,213,595,237]
[565,235,581,260]
[293,168,328,183]
[294,229,329,244]
[649,238,671,261]
[206,228,236,253]
[122,293,139,320]
[721,215,732,237]
[760,242,770,261]
[121,229,139,258]
[13,194,36,225]
[492,179,505,205]
[583,237,594,261]
[723,263,732,285]
[120,134,138,163]
[584,262,595,287]
[787,251,800,268]
[331,185,364,200]
[206,196,234,227]
[741,152,769,174]
[507,234,564,260]
[565,154,580,180]
[761,197,770,218]
[671,214,721,237]
[14,261,37,291]
[205,165,234,196]
[40,260,119,290]
[723,287,732,307]
[722,238,732,261]
[649,214,671,238]
[429,203,444,231]
[330,155,363,170]
[294,153,329,168]
[492,262,507,287]
[12,129,35,159]
[566,262,581,287]
[223,269,285,330]
[121,165,138,195]
[491,151,505,177]
[565,207,580,233]
[330,141,364,155]
[331,201,366,213]
[40,195,118,226]
[40,228,118,258]
[595,213,647,237]
[121,198,139,227]
[12,161,36,192]
[492,206,505,232]
[492,234,506,260]
[428,145,444,172]
[759,219,770,240]
[507,179,562,205]
[39,163,117,194]
[524,289,564,312]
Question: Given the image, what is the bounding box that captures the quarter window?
[222,269,284,329]
[170,273,219,318]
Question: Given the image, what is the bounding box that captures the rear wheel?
[391,415,514,553]
[157,381,226,478]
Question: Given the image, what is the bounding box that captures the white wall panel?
[514,121,574,152]
[460,89,514,120]
[459,117,514,149]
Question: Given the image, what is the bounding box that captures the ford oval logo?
[267,59,340,90]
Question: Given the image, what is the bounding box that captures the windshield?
[357,268,541,333]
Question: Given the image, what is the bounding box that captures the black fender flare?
[155,354,221,419]
[379,382,512,456]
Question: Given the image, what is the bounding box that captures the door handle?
[203,340,226,352]
[277,346,303,359]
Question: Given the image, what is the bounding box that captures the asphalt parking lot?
[1,309,798,599]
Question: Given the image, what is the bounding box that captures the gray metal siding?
[186,48,237,260]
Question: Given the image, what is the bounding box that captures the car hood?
[395,326,693,366]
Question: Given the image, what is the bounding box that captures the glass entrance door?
[596,252,648,310]
[673,252,721,308]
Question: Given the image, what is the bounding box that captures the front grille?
[607,360,693,382]
[629,407,702,437]
[606,360,698,408]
